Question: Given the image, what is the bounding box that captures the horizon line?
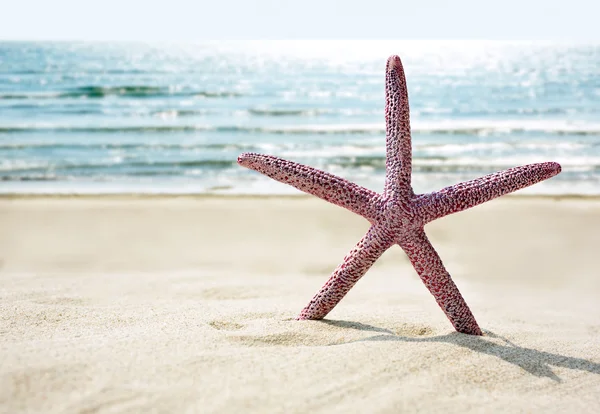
[1,38,598,43]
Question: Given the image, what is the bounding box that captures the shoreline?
[1,193,599,200]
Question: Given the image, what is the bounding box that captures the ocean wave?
[247,108,332,117]
[4,157,598,181]
[329,155,600,171]
[246,107,380,117]
[1,174,59,181]
[0,86,242,100]
[0,142,258,151]
[418,141,590,155]
[1,120,599,135]
[0,125,213,133]
[414,107,600,116]
[65,86,170,98]
[0,124,383,134]
[2,138,594,156]
[1,158,238,174]
[2,68,154,75]
[1,106,216,117]
[0,159,50,172]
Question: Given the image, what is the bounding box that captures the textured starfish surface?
[238,55,561,335]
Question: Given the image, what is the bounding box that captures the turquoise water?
[1,40,598,195]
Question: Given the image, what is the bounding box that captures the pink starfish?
[238,55,561,335]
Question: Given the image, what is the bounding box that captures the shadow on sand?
[322,319,600,382]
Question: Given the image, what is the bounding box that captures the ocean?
[1,40,598,195]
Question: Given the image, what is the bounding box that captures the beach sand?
[1,195,599,413]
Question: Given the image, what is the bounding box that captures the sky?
[0,0,598,41]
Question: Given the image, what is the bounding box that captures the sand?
[1,195,599,413]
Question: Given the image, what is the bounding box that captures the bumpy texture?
[238,55,561,335]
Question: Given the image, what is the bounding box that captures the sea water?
[1,40,598,195]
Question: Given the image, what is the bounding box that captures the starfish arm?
[399,230,482,335]
[384,55,413,198]
[238,152,382,222]
[297,225,393,320]
[418,162,562,223]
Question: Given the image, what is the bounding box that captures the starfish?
[237,55,561,335]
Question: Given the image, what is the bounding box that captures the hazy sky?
[1,0,597,41]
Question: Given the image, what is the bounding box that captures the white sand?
[1,196,599,413]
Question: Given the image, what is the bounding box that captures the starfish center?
[376,196,423,236]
